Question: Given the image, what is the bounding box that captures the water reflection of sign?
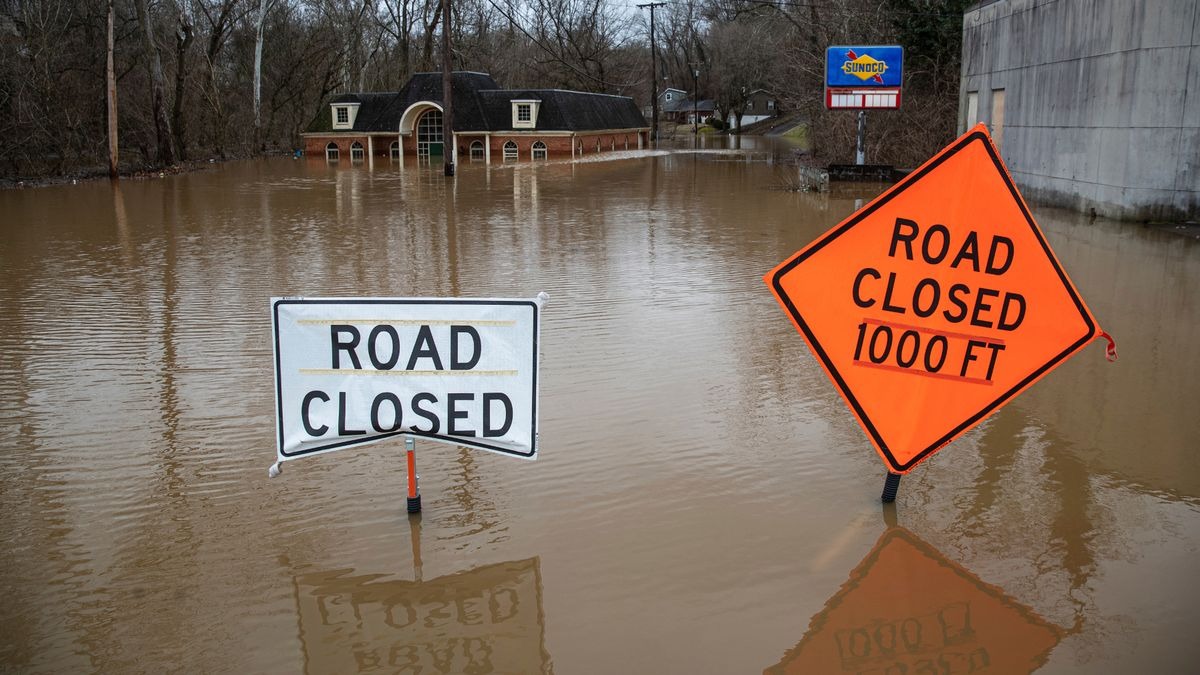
[295,558,552,674]
[765,125,1105,473]
[272,297,543,465]
[766,528,1061,674]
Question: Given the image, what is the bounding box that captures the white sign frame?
[271,296,543,468]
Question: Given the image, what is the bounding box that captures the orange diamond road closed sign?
[766,124,1112,474]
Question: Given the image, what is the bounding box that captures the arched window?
[350,141,364,162]
[610,138,615,151]
[531,141,547,160]
[417,110,444,159]
[624,136,629,150]
[503,140,518,161]
[325,142,339,162]
[470,140,484,161]
[390,140,401,160]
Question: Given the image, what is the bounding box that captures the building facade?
[303,72,650,165]
[960,0,1199,221]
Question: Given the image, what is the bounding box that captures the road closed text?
[298,324,515,439]
[849,217,1025,384]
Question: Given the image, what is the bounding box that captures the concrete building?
[959,0,1199,221]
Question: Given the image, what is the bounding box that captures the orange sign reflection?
[767,528,1062,674]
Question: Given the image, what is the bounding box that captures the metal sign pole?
[856,110,866,165]
[406,436,421,513]
[881,472,902,503]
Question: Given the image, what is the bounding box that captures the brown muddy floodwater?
[2,141,1199,674]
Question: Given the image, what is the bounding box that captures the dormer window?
[331,102,359,130]
[665,92,673,102]
[511,100,540,129]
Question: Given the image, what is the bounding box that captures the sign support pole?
[406,436,421,514]
[856,110,866,165]
[408,511,423,582]
[880,472,901,503]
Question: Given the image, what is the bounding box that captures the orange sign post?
[766,124,1113,492]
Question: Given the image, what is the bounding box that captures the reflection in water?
[294,557,552,674]
[768,526,1063,674]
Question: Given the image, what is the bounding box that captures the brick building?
[302,72,650,165]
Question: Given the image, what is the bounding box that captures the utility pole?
[441,0,454,176]
[691,64,699,136]
[638,2,665,144]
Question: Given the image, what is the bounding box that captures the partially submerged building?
[959,0,1199,221]
[302,72,650,165]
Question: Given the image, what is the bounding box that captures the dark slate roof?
[304,92,399,133]
[375,72,500,131]
[475,89,647,132]
[304,72,646,134]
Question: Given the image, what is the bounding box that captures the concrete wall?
[960,0,1199,221]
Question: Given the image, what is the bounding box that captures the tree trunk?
[253,0,268,149]
[106,0,119,179]
[135,0,176,165]
[173,15,193,160]
[420,4,441,71]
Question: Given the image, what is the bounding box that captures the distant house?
[303,71,650,164]
[645,88,688,119]
[728,90,778,130]
[668,99,717,125]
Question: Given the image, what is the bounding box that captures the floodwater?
[2,142,1199,674]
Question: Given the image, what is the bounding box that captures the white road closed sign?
[271,296,543,467]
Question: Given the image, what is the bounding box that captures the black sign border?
[770,130,1096,472]
[272,298,540,460]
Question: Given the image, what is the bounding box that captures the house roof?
[670,99,717,113]
[476,89,648,131]
[305,72,647,135]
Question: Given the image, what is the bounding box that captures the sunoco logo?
[842,50,887,83]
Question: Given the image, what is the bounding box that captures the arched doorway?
[417,110,443,160]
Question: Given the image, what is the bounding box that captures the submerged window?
[350,141,364,162]
[390,140,400,160]
[325,142,339,162]
[532,141,547,160]
[470,141,484,161]
[503,140,518,161]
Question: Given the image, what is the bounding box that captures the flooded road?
[2,146,1199,673]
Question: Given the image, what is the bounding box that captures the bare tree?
[253,0,278,146]
[135,0,177,163]
[107,0,120,176]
